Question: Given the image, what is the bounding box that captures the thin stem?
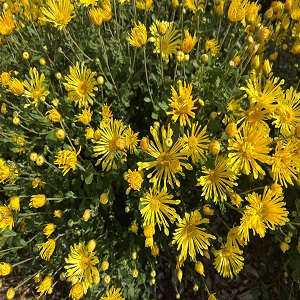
[143,47,154,104]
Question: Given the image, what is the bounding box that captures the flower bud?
[39,58,46,65]
[97,76,104,85]
[209,140,220,155]
[30,152,38,162]
[176,50,185,62]
[6,287,15,300]
[132,269,139,278]
[140,136,149,151]
[203,204,215,216]
[195,261,205,276]
[103,275,111,284]
[101,260,109,271]
[87,240,96,252]
[100,193,109,204]
[23,52,30,60]
[36,155,45,166]
[225,122,237,138]
[201,54,209,63]
[177,269,183,283]
[82,209,91,221]
[13,116,20,125]
[164,138,173,148]
[56,129,66,140]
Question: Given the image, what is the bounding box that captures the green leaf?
[144,97,151,103]
[158,101,168,111]
[151,112,158,120]
[85,174,93,185]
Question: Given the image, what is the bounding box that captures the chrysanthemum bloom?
[38,239,56,260]
[291,40,300,55]
[46,106,61,122]
[100,286,125,300]
[100,104,113,124]
[65,242,99,293]
[125,126,139,154]
[75,108,93,125]
[98,0,112,22]
[36,276,52,297]
[127,21,147,48]
[70,282,84,300]
[172,210,216,262]
[64,62,98,108]
[271,140,300,187]
[6,287,15,300]
[149,21,181,63]
[40,0,75,30]
[0,159,18,184]
[230,192,243,208]
[0,206,14,231]
[86,127,94,139]
[140,187,180,235]
[205,39,220,57]
[0,10,15,35]
[8,78,24,96]
[144,224,155,247]
[167,80,198,127]
[228,0,245,23]
[197,155,238,203]
[244,1,261,23]
[23,68,50,108]
[126,169,143,193]
[93,119,128,171]
[136,0,153,11]
[137,124,192,189]
[54,147,80,176]
[30,194,47,208]
[43,223,55,238]
[239,186,289,243]
[8,195,20,212]
[227,122,272,179]
[181,29,198,54]
[89,7,103,26]
[181,122,210,164]
[213,243,244,278]
[0,262,12,276]
[0,71,12,87]
[185,0,204,12]
[272,87,300,136]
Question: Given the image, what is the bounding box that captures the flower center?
[161,39,168,51]
[209,169,219,182]
[55,12,66,24]
[185,224,195,237]
[240,142,254,158]
[157,152,172,167]
[31,90,42,100]
[149,196,161,211]
[78,81,87,95]
[80,256,91,271]
[109,138,118,152]
[188,136,198,150]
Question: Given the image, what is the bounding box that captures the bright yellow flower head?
[205,39,220,57]
[70,282,84,300]
[64,62,98,108]
[125,126,139,154]
[0,71,12,88]
[0,10,15,36]
[76,107,93,125]
[8,78,24,96]
[43,223,56,238]
[46,106,62,123]
[100,286,125,300]
[181,29,198,54]
[36,276,52,297]
[228,0,245,23]
[38,239,56,260]
[0,206,14,232]
[136,0,153,11]
[172,210,216,262]
[8,195,20,212]
[100,104,113,124]
[167,80,198,127]
[126,169,143,193]
[30,194,47,208]
[40,0,75,30]
[89,7,103,26]
[0,262,12,276]
[185,0,204,12]
[54,146,80,176]
[127,21,147,48]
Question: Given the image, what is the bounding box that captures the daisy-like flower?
[197,155,238,203]
[0,159,18,184]
[185,0,204,12]
[0,10,15,36]
[100,104,113,124]
[43,223,55,238]
[181,29,198,54]
[36,276,52,297]
[40,0,75,30]
[125,126,139,154]
[227,122,272,179]
[0,206,14,232]
[65,242,99,294]
[172,210,216,262]
[54,146,80,176]
[75,107,93,126]
[69,282,84,300]
[227,0,245,23]
[100,286,125,300]
[125,169,143,193]
[140,187,181,236]
[92,119,127,171]
[23,68,50,108]
[136,0,153,11]
[226,226,247,248]
[239,186,289,243]
[213,243,244,279]
[271,139,300,187]
[149,21,181,63]
[181,122,210,164]
[8,196,20,212]
[46,106,61,123]
[64,62,98,108]
[30,194,47,208]
[137,124,192,189]
[272,87,300,136]
[127,21,147,48]
[166,80,198,127]
[89,7,103,26]
[205,39,220,57]
[38,239,56,260]
[98,0,112,22]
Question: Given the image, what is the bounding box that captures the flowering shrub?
[1,0,300,299]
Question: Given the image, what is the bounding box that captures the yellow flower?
[227,122,273,179]
[78,0,98,7]
[149,21,181,63]
[8,196,20,212]
[40,0,75,30]
[208,293,218,300]
[76,108,93,125]
[89,7,103,26]
[0,159,18,184]
[185,0,204,12]
[137,124,192,189]
[46,106,61,123]
[0,206,14,232]
[0,10,15,36]
[70,282,84,300]
[127,21,147,48]
[1,103,7,114]
[195,261,205,276]
[36,276,52,297]
[226,226,246,248]
[136,0,153,11]
[100,104,113,124]
[239,186,289,243]
[280,241,290,253]
[65,242,99,293]
[125,126,139,154]
[0,71,12,87]
[43,223,55,238]
[100,286,125,300]
[38,239,56,260]
[6,287,15,300]
[54,146,80,176]
[205,39,220,57]
[8,78,24,96]
[181,29,198,54]
[32,177,45,189]
[98,0,112,22]
[100,193,109,204]
[228,0,245,23]
[181,122,210,164]
[126,169,143,193]
[29,194,47,208]
[86,127,94,139]
[230,192,243,208]
[93,119,127,171]
[64,62,98,108]
[23,68,50,108]
[140,187,180,236]
[172,210,216,262]
[213,243,244,279]
[197,155,238,203]
[0,262,12,276]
